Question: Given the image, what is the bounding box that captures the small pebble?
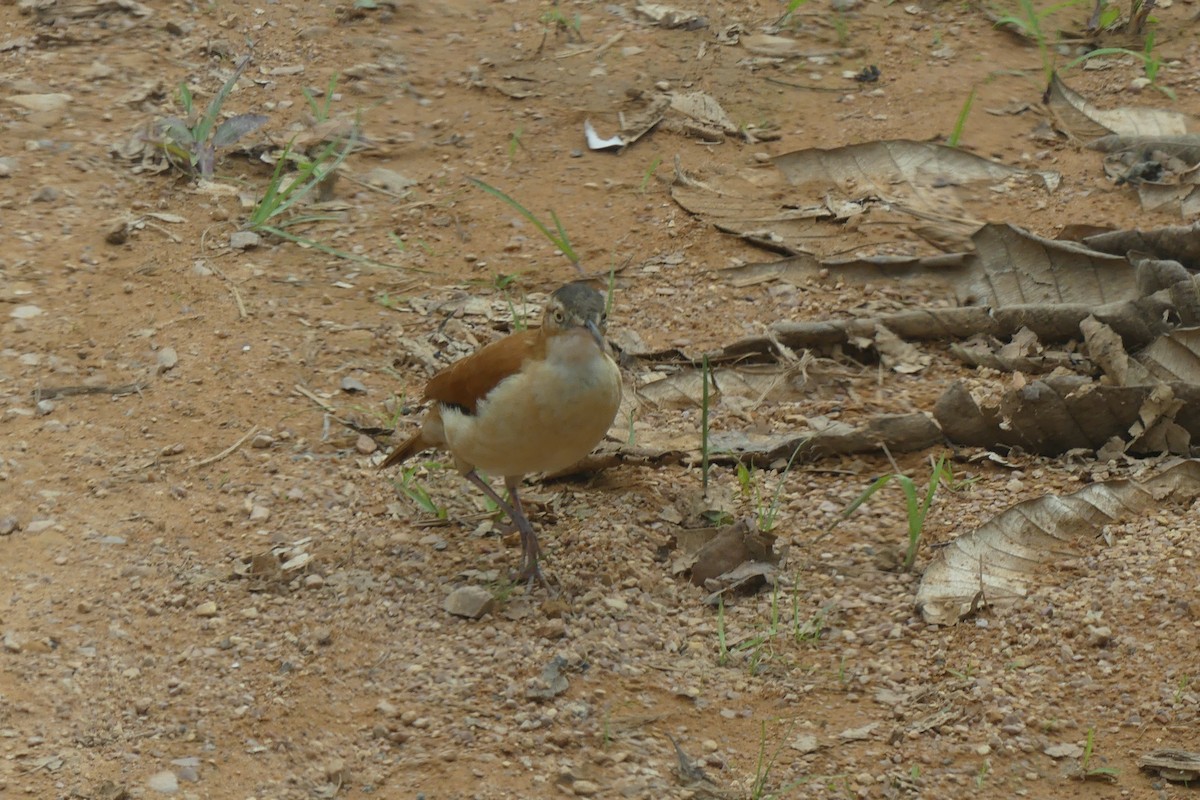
[156,347,178,374]
[444,586,495,619]
[229,230,260,250]
[147,770,178,794]
[10,305,43,319]
[195,601,218,618]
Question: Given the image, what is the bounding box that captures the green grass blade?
[468,178,579,264]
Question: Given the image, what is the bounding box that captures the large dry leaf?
[672,147,1058,256]
[638,365,808,408]
[958,224,1134,306]
[934,376,1200,455]
[1091,135,1200,216]
[670,161,831,256]
[716,224,1132,309]
[772,140,1059,249]
[1045,73,1194,142]
[1079,315,1153,386]
[1138,327,1200,383]
[949,331,1092,375]
[1138,749,1200,784]
[1088,134,1200,164]
[708,413,942,466]
[916,460,1200,625]
[722,272,1200,363]
[719,251,969,291]
[1081,222,1200,269]
[569,412,942,472]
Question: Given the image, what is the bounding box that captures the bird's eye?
[553,309,565,324]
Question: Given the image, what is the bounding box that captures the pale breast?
[441,334,621,478]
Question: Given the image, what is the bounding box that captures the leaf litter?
[5,1,1200,798]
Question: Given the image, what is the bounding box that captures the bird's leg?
[463,470,546,589]
[505,478,545,589]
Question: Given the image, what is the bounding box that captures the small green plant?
[468,178,579,267]
[946,87,976,147]
[604,263,617,318]
[302,72,340,123]
[994,0,1088,82]
[716,595,731,666]
[245,135,354,234]
[394,461,447,520]
[833,454,952,571]
[735,444,805,533]
[728,584,786,675]
[700,355,713,496]
[1092,0,1121,28]
[776,0,811,25]
[1064,31,1173,98]
[506,126,526,161]
[540,3,582,41]
[1173,675,1191,703]
[388,232,434,255]
[375,292,402,310]
[792,599,830,643]
[488,575,520,604]
[504,293,530,332]
[1077,726,1119,781]
[153,54,267,178]
[638,157,662,193]
[975,760,990,789]
[749,718,798,800]
[947,663,977,681]
[830,13,850,45]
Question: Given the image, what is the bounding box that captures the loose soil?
[1,1,1198,799]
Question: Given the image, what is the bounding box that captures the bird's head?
[543,282,609,348]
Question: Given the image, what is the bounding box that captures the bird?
[379,282,622,586]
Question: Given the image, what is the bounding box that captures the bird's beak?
[585,319,605,350]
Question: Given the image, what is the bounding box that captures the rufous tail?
[378,431,431,470]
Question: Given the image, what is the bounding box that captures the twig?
[35,382,146,400]
[293,383,336,413]
[209,263,248,318]
[555,31,624,59]
[194,425,259,468]
[764,76,845,93]
[141,219,183,243]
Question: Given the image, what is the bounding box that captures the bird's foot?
[513,543,553,593]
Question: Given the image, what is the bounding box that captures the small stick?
[194,425,259,468]
[35,383,146,400]
[209,264,248,319]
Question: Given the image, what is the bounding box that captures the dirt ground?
[2,0,1199,798]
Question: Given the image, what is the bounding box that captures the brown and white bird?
[379,282,622,585]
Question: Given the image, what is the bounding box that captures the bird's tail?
[377,430,431,471]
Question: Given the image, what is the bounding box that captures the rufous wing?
[423,328,544,413]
